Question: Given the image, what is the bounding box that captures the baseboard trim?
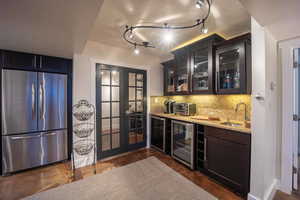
[248,193,261,200]
[264,179,279,200]
[248,179,279,200]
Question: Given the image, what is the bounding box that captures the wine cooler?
[150,116,166,152]
[171,120,195,169]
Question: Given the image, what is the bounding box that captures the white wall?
[73,41,164,167]
[249,18,280,200]
[239,0,300,42]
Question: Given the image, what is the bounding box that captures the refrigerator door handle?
[39,82,45,120]
[32,83,35,120]
[11,135,41,140]
[42,84,45,120]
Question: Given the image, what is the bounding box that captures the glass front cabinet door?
[215,39,251,94]
[191,43,214,94]
[174,49,189,94]
[163,60,176,95]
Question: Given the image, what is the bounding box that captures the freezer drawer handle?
[43,132,58,136]
[11,135,41,140]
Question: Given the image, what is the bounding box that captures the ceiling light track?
[122,0,212,52]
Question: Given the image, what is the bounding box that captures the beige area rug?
[23,157,218,200]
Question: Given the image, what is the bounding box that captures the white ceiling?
[0,0,104,58]
[239,0,300,41]
[89,0,251,57]
[0,0,251,58]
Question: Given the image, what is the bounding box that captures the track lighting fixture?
[123,0,211,50]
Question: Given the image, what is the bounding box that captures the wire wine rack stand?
[71,99,96,176]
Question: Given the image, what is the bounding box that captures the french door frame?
[95,64,147,160]
[280,38,300,194]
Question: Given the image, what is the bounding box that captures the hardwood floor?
[0,148,243,200]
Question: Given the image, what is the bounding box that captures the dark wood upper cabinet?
[162,33,251,95]
[190,35,224,94]
[204,126,251,196]
[39,55,71,74]
[162,60,176,96]
[215,33,251,94]
[0,50,72,74]
[2,50,37,70]
[173,48,190,94]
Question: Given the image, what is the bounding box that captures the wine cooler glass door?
[171,120,194,169]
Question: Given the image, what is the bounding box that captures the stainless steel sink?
[220,122,243,127]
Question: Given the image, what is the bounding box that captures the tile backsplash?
[150,95,251,121]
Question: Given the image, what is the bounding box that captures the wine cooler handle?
[204,137,207,161]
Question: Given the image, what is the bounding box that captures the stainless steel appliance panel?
[2,132,43,174]
[42,130,68,164]
[171,120,194,169]
[2,130,68,174]
[2,70,38,135]
[38,73,67,131]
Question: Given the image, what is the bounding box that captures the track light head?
[134,45,140,55]
[196,0,205,8]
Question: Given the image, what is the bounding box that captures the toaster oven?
[174,103,196,116]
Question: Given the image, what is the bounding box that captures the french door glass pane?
[112,118,120,133]
[129,88,135,101]
[101,103,110,118]
[112,133,120,148]
[129,102,136,113]
[102,135,111,151]
[112,102,119,117]
[101,70,110,85]
[111,71,120,85]
[137,101,143,112]
[219,49,240,90]
[137,88,143,100]
[137,74,143,87]
[101,86,110,101]
[101,119,110,135]
[137,129,144,143]
[129,73,136,86]
[129,131,136,144]
[112,87,119,101]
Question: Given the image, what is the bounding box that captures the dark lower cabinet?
[150,116,251,197]
[204,126,251,196]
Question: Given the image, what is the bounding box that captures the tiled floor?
[0,148,291,200]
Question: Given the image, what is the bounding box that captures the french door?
[96,64,147,159]
[293,48,300,191]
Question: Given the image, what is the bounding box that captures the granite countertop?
[151,113,251,134]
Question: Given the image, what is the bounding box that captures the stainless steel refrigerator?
[1,69,68,175]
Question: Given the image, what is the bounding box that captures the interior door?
[125,69,147,150]
[96,65,147,159]
[293,48,300,190]
[96,65,123,159]
[2,70,38,135]
[38,72,67,131]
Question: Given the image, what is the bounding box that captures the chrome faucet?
[235,102,249,121]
